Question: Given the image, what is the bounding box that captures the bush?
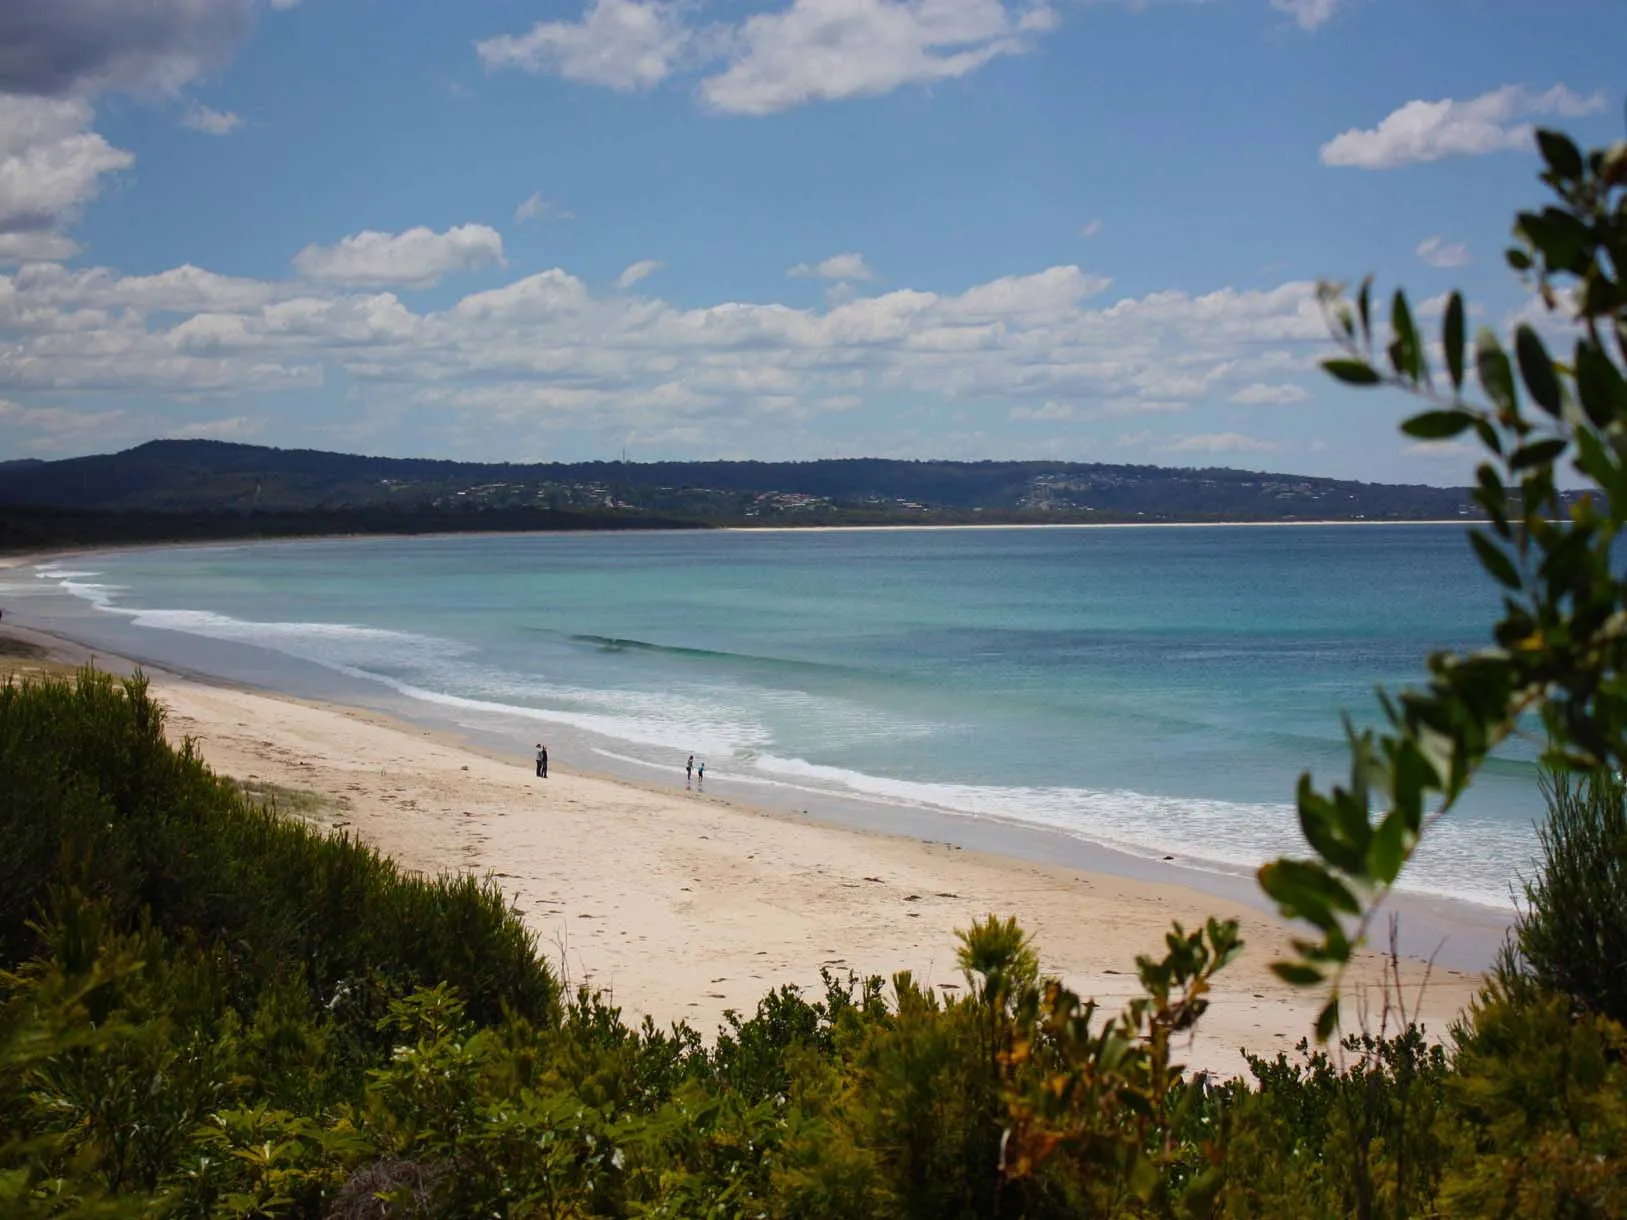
[1501,770,1627,1024]
[0,668,555,1038]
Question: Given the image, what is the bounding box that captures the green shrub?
[1500,770,1627,1024]
[0,668,554,1038]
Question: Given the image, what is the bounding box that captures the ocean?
[9,525,1541,913]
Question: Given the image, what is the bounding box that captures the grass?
[231,776,341,818]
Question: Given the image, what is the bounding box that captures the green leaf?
[1444,293,1466,392]
[1324,358,1381,386]
[1357,276,1373,344]
[1260,858,1362,916]
[1515,324,1562,415]
[1519,208,1592,275]
[1576,339,1627,429]
[1293,778,1365,875]
[1270,962,1324,986]
[1389,290,1424,383]
[1535,129,1584,180]
[1401,410,1474,440]
[1469,530,1522,589]
[1509,437,1567,471]
[1476,328,1517,414]
[1366,811,1412,886]
[1314,999,1340,1042]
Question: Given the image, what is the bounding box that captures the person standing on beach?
[686,754,694,787]
[535,743,548,779]
[696,761,705,789]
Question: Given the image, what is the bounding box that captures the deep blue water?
[12,525,1542,908]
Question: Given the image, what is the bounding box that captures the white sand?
[2,620,1483,1078]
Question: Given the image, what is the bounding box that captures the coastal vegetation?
[3,667,1624,1216]
[3,121,1626,1216]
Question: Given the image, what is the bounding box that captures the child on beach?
[697,761,705,788]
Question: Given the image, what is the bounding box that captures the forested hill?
[0,439,1482,524]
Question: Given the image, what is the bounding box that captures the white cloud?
[1167,432,1281,453]
[1415,235,1469,269]
[0,95,133,262]
[788,252,876,281]
[477,0,1056,114]
[515,191,574,222]
[6,261,280,315]
[1320,84,1608,170]
[1229,382,1309,405]
[1078,218,1102,238]
[475,0,692,92]
[0,231,81,262]
[0,252,1334,450]
[181,103,242,134]
[0,0,254,99]
[699,0,1046,115]
[1270,0,1338,31]
[0,398,128,449]
[292,224,506,288]
[617,259,663,288]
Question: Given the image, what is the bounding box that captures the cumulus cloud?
[515,192,574,223]
[0,251,1334,454]
[788,252,876,281]
[1320,84,1608,170]
[1229,382,1309,405]
[478,0,1057,114]
[0,95,133,263]
[180,102,241,134]
[0,0,255,99]
[475,0,693,92]
[617,259,663,288]
[1415,236,1469,269]
[292,225,506,288]
[699,0,1049,115]
[1270,0,1338,30]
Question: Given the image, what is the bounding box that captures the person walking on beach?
[535,743,548,779]
[686,754,694,787]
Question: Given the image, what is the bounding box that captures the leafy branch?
[1260,123,1627,1038]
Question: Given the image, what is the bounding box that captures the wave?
[593,744,1522,911]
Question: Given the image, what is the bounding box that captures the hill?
[0,438,1481,525]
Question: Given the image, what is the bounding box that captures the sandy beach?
[1,612,1485,1078]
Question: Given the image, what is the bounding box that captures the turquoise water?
[18,526,1540,909]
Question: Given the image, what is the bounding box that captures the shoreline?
[2,615,1489,1078]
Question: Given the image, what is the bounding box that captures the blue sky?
[0,0,1620,480]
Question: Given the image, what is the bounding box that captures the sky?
[0,0,1620,480]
